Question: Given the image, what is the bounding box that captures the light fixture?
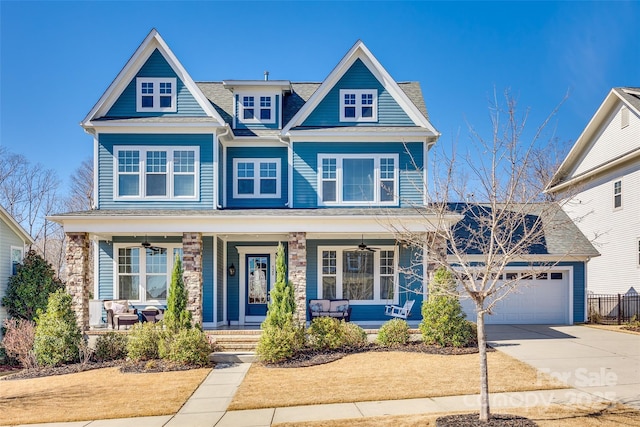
[228,263,236,277]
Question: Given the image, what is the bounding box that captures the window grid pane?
[174,150,195,173]
[118,151,140,172]
[260,162,277,178]
[146,151,167,173]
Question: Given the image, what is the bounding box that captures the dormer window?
[239,94,275,124]
[340,89,377,122]
[136,78,177,112]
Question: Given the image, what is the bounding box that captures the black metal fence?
[588,293,640,324]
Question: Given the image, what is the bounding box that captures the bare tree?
[388,90,589,422]
[66,157,94,211]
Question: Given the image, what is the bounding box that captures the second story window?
[340,89,377,122]
[318,154,398,206]
[614,180,622,209]
[239,94,275,124]
[233,158,281,198]
[136,78,177,112]
[115,146,199,200]
[10,246,23,275]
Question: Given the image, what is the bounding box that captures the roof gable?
[0,205,34,244]
[82,29,225,126]
[282,40,438,136]
[547,87,640,193]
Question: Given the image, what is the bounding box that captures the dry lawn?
[0,366,210,425]
[229,351,565,410]
[273,403,640,427]
[585,324,640,336]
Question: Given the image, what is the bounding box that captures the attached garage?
[461,269,572,325]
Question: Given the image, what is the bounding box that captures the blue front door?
[246,254,270,316]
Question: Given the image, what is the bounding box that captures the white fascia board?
[446,254,596,264]
[224,138,285,148]
[287,132,438,142]
[82,29,225,126]
[50,213,461,235]
[88,123,224,134]
[546,89,620,193]
[222,80,292,91]
[281,40,438,136]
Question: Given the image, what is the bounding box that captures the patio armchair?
[104,300,139,330]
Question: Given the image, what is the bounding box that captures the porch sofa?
[308,299,352,322]
[104,300,139,330]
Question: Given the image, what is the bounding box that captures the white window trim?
[317,153,399,206]
[237,93,276,124]
[339,89,378,122]
[613,179,622,211]
[10,246,24,275]
[136,78,177,113]
[113,243,183,305]
[317,245,398,305]
[113,145,200,201]
[232,158,281,199]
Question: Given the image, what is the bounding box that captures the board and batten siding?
[216,237,224,323]
[106,49,206,118]
[306,239,422,321]
[292,141,424,208]
[563,163,640,295]
[302,59,414,127]
[0,220,27,329]
[571,102,640,178]
[202,236,214,323]
[98,133,215,209]
[225,146,288,208]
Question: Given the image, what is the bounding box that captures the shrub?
[160,328,213,366]
[126,321,161,361]
[307,317,344,350]
[33,289,83,366]
[2,318,37,368]
[420,268,476,348]
[2,250,64,321]
[341,321,368,348]
[163,255,192,331]
[94,332,128,362]
[256,319,305,363]
[263,243,296,328]
[377,318,410,347]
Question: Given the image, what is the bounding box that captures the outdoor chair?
[384,299,415,320]
[104,300,139,330]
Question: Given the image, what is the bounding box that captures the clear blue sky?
[1,1,638,192]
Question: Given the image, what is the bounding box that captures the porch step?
[207,330,262,352]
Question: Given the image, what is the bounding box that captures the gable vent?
[621,106,629,129]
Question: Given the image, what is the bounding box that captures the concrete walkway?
[5,325,637,426]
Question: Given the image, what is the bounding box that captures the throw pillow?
[111,302,126,314]
[336,304,348,313]
[310,303,322,312]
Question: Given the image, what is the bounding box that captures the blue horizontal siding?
[292,141,424,208]
[303,59,413,127]
[98,241,114,302]
[106,49,206,118]
[226,146,288,208]
[98,133,214,209]
[306,239,423,322]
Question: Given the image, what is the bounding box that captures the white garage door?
[461,270,570,325]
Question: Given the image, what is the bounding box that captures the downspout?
[216,125,231,209]
[279,134,292,207]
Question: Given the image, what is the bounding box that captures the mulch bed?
[1,359,211,381]
[267,342,487,368]
[622,325,640,333]
[436,413,537,426]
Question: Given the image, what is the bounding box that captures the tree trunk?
[477,309,490,422]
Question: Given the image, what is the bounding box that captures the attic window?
[621,106,629,128]
[136,78,177,112]
[238,94,276,124]
[340,89,377,122]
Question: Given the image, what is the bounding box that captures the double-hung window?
[136,78,177,112]
[233,158,281,198]
[318,154,398,205]
[115,146,199,200]
[10,246,23,275]
[238,94,276,124]
[318,246,397,304]
[614,180,622,209]
[339,89,377,122]
[116,244,183,303]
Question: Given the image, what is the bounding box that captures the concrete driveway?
[486,325,640,409]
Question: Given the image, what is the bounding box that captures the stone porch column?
[66,232,90,332]
[182,232,203,326]
[288,232,307,324]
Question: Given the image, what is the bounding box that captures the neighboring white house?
[0,205,34,327]
[547,87,640,295]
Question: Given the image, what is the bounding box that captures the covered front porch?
[54,209,458,332]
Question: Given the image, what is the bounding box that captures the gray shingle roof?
[616,87,640,112]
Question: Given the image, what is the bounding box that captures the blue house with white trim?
[51,30,595,329]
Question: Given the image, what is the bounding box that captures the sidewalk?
[4,358,602,427]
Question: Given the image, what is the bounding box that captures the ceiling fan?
[141,236,162,254]
[353,235,378,252]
